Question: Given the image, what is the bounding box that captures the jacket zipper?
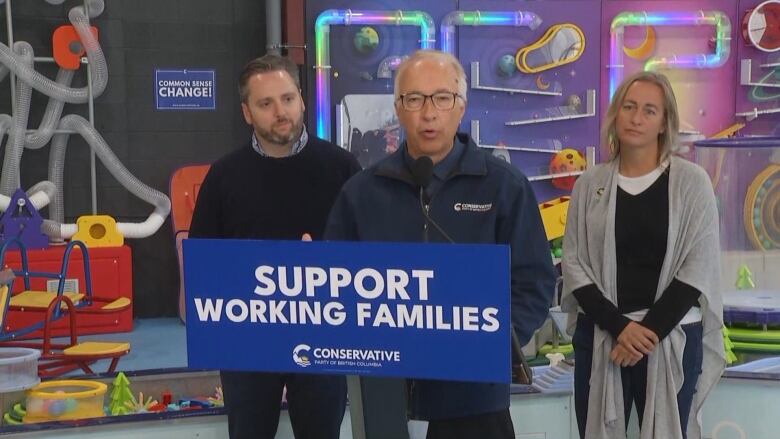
[422,185,437,243]
[423,202,430,242]
[413,193,432,409]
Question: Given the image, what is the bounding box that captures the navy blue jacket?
[325,133,556,420]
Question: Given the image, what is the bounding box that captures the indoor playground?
[0,1,780,438]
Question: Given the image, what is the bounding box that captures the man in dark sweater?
[189,55,361,439]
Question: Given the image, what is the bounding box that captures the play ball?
[497,54,516,77]
[354,27,379,54]
[566,94,582,109]
[550,148,587,190]
[48,400,67,416]
[64,398,78,412]
[26,399,44,414]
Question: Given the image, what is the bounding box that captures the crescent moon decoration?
[623,26,656,60]
[536,74,551,90]
[750,67,780,101]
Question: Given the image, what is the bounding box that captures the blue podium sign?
[183,239,511,383]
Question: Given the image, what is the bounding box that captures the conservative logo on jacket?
[453,202,492,212]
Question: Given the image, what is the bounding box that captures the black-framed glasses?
[397,92,462,111]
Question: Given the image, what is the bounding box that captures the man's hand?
[610,344,642,367]
[617,321,659,356]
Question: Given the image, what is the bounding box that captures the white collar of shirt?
[251,125,308,157]
[617,159,669,195]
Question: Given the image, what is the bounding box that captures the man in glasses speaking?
[325,50,555,439]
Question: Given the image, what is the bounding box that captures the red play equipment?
[0,238,131,377]
[169,164,210,322]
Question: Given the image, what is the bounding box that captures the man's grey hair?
[393,50,468,101]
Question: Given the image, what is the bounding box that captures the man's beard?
[257,117,303,146]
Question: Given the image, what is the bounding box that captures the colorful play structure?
[2,372,224,425]
[4,1,780,437]
[0,0,169,392]
[0,0,170,243]
[0,238,131,377]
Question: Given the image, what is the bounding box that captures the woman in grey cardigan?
[561,71,725,439]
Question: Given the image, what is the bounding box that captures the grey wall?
[0,0,268,316]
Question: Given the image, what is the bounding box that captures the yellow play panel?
[63,341,130,356]
[9,291,84,309]
[101,297,131,310]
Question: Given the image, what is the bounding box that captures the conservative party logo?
[292,344,311,367]
[454,202,492,212]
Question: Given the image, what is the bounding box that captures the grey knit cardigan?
[561,156,725,439]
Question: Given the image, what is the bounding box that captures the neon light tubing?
[314,9,435,141]
[609,10,731,100]
[440,10,542,55]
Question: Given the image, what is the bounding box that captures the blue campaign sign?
[155,69,215,110]
[183,239,511,383]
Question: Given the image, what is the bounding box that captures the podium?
[347,326,533,438]
[183,239,512,438]
[348,376,409,439]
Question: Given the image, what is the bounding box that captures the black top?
[573,167,701,340]
[616,168,670,312]
[189,136,361,240]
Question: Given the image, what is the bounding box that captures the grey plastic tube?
[1,41,33,196]
[45,115,170,240]
[25,68,74,149]
[0,114,10,149]
[47,131,68,225]
[0,0,106,104]
[2,69,74,194]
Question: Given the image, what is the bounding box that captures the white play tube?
[0,180,55,211]
[44,115,171,240]
[26,180,56,209]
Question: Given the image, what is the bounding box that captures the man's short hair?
[394,50,467,102]
[238,54,300,102]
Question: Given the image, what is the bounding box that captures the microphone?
[410,156,433,198]
[410,156,454,243]
[511,326,533,385]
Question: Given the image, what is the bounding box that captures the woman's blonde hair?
[602,71,680,162]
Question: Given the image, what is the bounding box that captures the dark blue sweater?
[189,135,361,241]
